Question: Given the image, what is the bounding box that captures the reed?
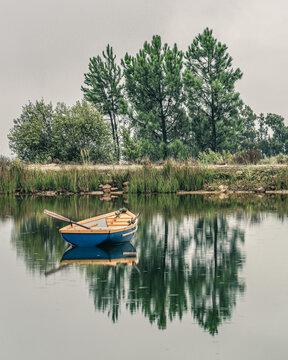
[128,161,211,193]
[1,159,288,195]
[0,160,102,194]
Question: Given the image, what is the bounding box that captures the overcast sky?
[1,0,287,156]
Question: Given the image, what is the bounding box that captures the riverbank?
[1,161,288,195]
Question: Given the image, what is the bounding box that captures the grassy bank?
[1,160,288,195]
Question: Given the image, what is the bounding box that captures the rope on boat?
[115,208,128,217]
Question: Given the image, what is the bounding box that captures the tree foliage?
[238,105,258,150]
[122,35,188,160]
[82,45,124,161]
[257,113,288,156]
[121,127,142,162]
[8,99,54,162]
[8,100,112,163]
[184,28,243,153]
[52,101,113,162]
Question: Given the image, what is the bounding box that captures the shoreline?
[9,189,288,197]
[2,163,288,196]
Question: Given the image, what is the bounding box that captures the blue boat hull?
[60,226,137,247]
[61,242,137,262]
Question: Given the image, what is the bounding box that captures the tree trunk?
[162,218,168,271]
[211,101,217,152]
[160,109,168,159]
[212,216,218,331]
[213,216,218,272]
[112,112,120,162]
[108,111,118,161]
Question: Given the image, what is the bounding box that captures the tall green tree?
[256,113,270,156]
[239,105,258,150]
[256,113,288,157]
[8,99,54,162]
[82,45,124,162]
[265,113,288,155]
[122,35,188,160]
[184,28,243,153]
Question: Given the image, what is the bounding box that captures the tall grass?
[1,159,288,194]
[0,161,102,194]
[0,160,211,194]
[128,161,213,193]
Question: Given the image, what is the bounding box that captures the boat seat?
[90,218,108,228]
[73,218,108,230]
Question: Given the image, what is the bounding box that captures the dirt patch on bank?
[25,163,144,171]
[25,163,288,171]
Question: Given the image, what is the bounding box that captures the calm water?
[0,194,288,359]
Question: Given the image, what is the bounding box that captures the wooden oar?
[43,209,90,230]
[45,264,69,277]
[131,212,140,224]
[133,262,141,273]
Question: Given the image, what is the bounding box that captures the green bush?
[231,150,262,165]
[198,149,232,165]
[121,127,142,162]
[8,100,113,163]
[276,153,288,164]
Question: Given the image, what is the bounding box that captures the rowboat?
[60,242,138,266]
[53,208,138,247]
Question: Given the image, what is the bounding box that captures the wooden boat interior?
[68,210,136,231]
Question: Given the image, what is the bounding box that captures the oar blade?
[43,209,91,230]
[43,209,71,223]
[131,212,140,224]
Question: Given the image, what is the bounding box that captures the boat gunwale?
[60,257,138,266]
[59,210,137,234]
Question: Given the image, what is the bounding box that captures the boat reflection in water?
[60,242,138,267]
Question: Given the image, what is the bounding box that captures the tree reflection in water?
[3,194,258,334]
[190,215,245,334]
[85,213,245,334]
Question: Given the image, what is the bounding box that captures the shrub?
[231,150,262,165]
[259,156,273,165]
[167,140,192,160]
[121,127,142,162]
[198,149,232,165]
[276,153,288,164]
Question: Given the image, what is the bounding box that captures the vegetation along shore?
[1,158,288,196]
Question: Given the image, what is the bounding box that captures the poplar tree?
[82,45,123,162]
[184,28,243,153]
[122,35,187,160]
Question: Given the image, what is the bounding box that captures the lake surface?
[0,194,288,360]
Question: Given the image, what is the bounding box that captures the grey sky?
[1,0,287,156]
